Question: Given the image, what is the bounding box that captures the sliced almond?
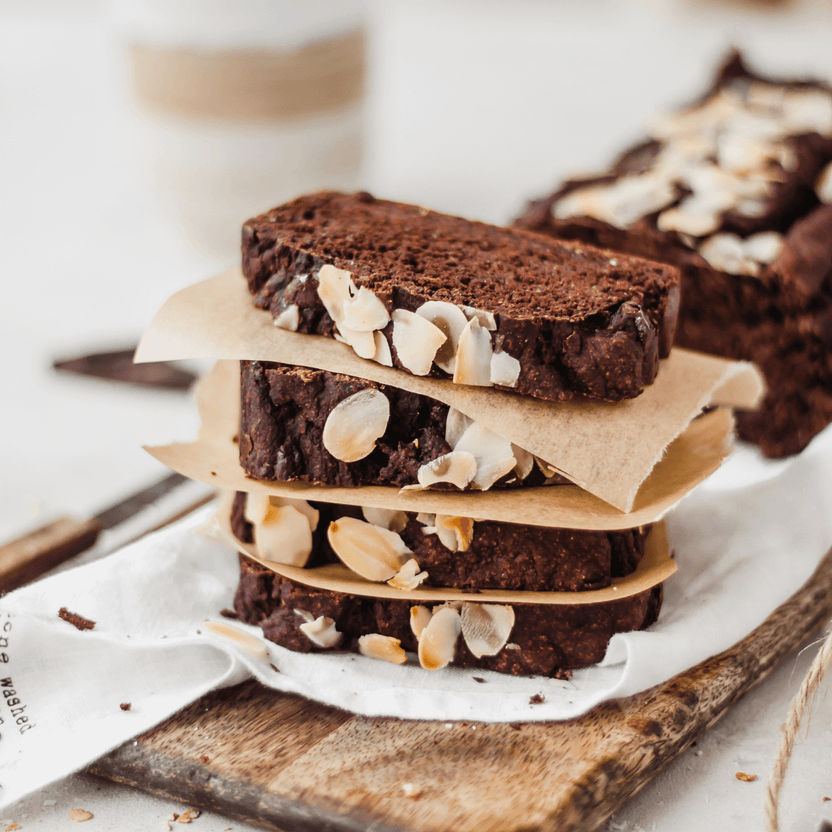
[418,606,461,671]
[535,456,558,478]
[410,605,432,640]
[362,506,408,532]
[816,161,832,204]
[358,633,407,664]
[490,350,521,387]
[299,615,342,649]
[460,604,515,658]
[462,306,497,331]
[444,407,474,449]
[274,304,299,331]
[322,389,390,463]
[391,308,447,375]
[327,517,410,582]
[656,205,720,238]
[433,515,474,552]
[244,492,275,525]
[203,620,269,660]
[374,331,393,366]
[743,231,784,264]
[338,325,377,360]
[453,318,493,387]
[388,558,429,590]
[255,504,315,567]
[415,451,477,490]
[341,286,390,332]
[781,89,832,136]
[415,512,436,526]
[454,422,517,490]
[316,264,354,323]
[698,233,760,277]
[416,300,469,373]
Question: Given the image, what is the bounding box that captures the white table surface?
[3,1,832,830]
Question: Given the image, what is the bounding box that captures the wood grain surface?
[89,546,832,832]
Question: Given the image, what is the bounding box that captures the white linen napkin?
[2,426,832,811]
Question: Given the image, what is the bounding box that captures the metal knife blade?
[53,348,196,391]
[0,471,212,594]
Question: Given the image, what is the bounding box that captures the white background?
[2,0,832,830]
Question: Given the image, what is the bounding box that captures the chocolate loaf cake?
[240,360,563,491]
[516,51,832,457]
[241,191,681,404]
[229,492,659,677]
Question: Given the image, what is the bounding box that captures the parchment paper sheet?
[146,360,736,530]
[135,269,764,511]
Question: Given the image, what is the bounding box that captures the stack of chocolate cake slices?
[138,190,762,679]
[517,50,832,459]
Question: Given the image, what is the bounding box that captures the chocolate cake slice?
[241,191,680,403]
[516,51,832,457]
[240,360,564,491]
[230,492,659,678]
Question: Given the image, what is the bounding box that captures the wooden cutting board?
[88,547,832,832]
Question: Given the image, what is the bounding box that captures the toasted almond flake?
[244,492,275,525]
[743,231,784,264]
[177,808,201,824]
[453,318,493,387]
[387,558,429,590]
[735,771,758,782]
[782,89,832,136]
[490,350,521,387]
[69,809,93,823]
[294,608,314,623]
[817,161,832,203]
[460,604,515,658]
[433,515,474,552]
[274,304,299,331]
[358,633,408,664]
[462,306,497,331]
[373,331,393,366]
[735,198,767,218]
[322,389,390,463]
[317,264,354,324]
[299,615,342,648]
[254,504,315,567]
[535,456,558,478]
[656,205,720,237]
[418,606,461,671]
[454,422,517,490]
[716,134,777,174]
[339,325,377,359]
[203,620,269,660]
[391,309,447,375]
[414,451,477,490]
[553,173,676,228]
[415,512,435,526]
[410,605,432,639]
[444,407,474,449]
[328,517,410,581]
[511,445,534,480]
[416,300,469,373]
[362,506,408,532]
[341,286,390,332]
[698,233,760,277]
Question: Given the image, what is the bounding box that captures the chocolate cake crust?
[239,360,553,489]
[516,51,832,457]
[242,191,680,403]
[233,558,662,678]
[230,492,649,593]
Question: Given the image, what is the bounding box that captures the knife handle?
[0,516,103,594]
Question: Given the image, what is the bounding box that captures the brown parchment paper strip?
[145,361,734,529]
[135,268,763,512]
[207,490,674,606]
